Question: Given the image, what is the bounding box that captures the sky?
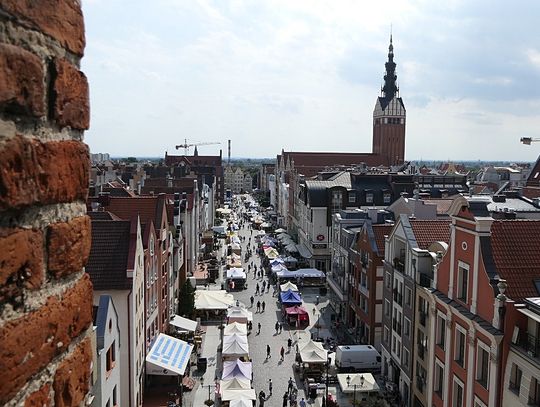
[82,0,540,161]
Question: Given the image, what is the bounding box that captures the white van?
[335,345,381,372]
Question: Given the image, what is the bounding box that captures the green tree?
[177,280,195,317]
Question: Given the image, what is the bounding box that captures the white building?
[87,215,146,407]
[91,295,121,407]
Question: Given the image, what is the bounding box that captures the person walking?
[268,379,273,396]
[258,322,261,335]
[287,338,292,352]
[279,322,283,333]
[256,283,260,295]
[283,392,289,407]
[258,390,266,407]
[256,301,261,312]
[262,280,266,292]
[250,296,255,307]
[288,377,294,394]
[280,346,285,361]
[275,321,280,334]
[299,397,306,407]
[262,301,266,312]
[266,344,271,359]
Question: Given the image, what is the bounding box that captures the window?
[384,327,389,344]
[403,348,410,368]
[436,314,446,350]
[417,329,427,359]
[404,317,411,338]
[434,359,444,399]
[454,328,466,367]
[106,341,116,375]
[386,272,391,289]
[385,299,390,317]
[331,190,343,213]
[453,378,464,407]
[113,386,118,406]
[457,263,469,302]
[348,194,356,204]
[529,377,540,405]
[366,193,374,204]
[509,363,522,395]
[405,287,412,306]
[476,343,490,389]
[384,193,391,204]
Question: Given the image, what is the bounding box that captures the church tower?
[372,35,406,166]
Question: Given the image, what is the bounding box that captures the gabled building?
[381,215,451,406]
[86,214,146,407]
[429,196,540,407]
[91,295,122,407]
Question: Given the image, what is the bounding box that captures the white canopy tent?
[221,389,257,402]
[280,281,299,292]
[227,306,253,323]
[224,322,248,336]
[222,359,252,381]
[299,340,328,364]
[145,333,193,376]
[229,398,254,407]
[220,377,251,393]
[337,373,380,394]
[170,315,198,332]
[195,290,235,310]
[222,334,249,359]
[227,268,247,279]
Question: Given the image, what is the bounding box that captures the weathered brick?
[0,135,89,212]
[0,43,45,116]
[48,216,91,278]
[0,275,93,404]
[24,384,51,407]
[53,59,90,130]
[53,338,92,407]
[0,0,85,55]
[0,228,44,308]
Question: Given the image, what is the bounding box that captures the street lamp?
[322,356,331,407]
[346,375,358,406]
[200,377,215,406]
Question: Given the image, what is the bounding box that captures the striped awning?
[146,333,193,375]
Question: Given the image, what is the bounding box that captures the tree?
[178,280,195,317]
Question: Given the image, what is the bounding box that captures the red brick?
[0,0,85,56]
[48,216,91,278]
[0,228,44,308]
[0,275,93,404]
[53,337,92,407]
[0,135,89,212]
[0,43,45,116]
[24,384,51,407]
[53,59,90,130]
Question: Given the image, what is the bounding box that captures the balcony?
[418,273,432,288]
[393,257,405,273]
[516,332,540,359]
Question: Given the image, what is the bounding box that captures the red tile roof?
[409,219,452,249]
[372,224,393,256]
[490,220,540,301]
[281,151,381,168]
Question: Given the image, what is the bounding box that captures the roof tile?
[409,219,451,249]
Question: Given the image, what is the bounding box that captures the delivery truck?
[335,345,381,372]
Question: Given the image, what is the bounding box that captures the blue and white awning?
[146,333,193,375]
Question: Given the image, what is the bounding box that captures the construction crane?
[175,139,221,155]
[521,137,540,145]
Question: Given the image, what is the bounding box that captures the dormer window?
[366,193,374,204]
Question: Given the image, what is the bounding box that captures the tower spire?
[382,33,398,100]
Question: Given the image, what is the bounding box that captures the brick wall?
[0,1,93,406]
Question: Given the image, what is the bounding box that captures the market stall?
[227,306,253,324]
[222,333,249,360]
[221,359,253,381]
[284,305,309,327]
[224,322,248,336]
[280,281,299,292]
[226,268,247,290]
[279,289,302,307]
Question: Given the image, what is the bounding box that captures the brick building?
[0,2,94,405]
